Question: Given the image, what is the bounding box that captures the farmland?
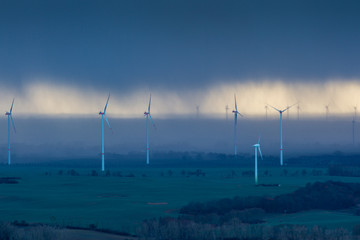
[0,166,359,235]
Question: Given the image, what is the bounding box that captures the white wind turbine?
[99,94,112,171]
[144,95,156,164]
[265,105,268,120]
[268,103,296,166]
[5,99,16,165]
[297,104,301,120]
[225,105,229,120]
[353,106,357,145]
[232,94,243,156]
[352,116,356,145]
[252,136,263,185]
[354,106,357,121]
[325,105,330,120]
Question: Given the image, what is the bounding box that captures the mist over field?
[0,117,358,162]
[0,80,359,163]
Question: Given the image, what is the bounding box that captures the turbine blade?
[149,114,157,129]
[104,93,110,113]
[237,112,244,117]
[10,115,16,133]
[283,102,298,112]
[234,94,238,112]
[258,135,261,144]
[104,113,112,132]
[267,104,281,112]
[10,98,14,113]
[258,146,263,160]
[148,94,151,113]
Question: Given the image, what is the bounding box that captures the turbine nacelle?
[232,110,243,117]
[5,112,10,116]
[144,111,149,116]
[267,103,297,114]
[253,135,263,159]
[99,112,104,115]
[253,144,263,160]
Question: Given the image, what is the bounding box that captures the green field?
[0,166,359,234]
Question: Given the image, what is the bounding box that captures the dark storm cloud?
[1,0,360,90]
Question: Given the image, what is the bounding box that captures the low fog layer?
[0,117,358,162]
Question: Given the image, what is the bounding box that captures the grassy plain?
[0,166,359,234]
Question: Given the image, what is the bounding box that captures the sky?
[0,0,360,159]
[1,0,360,116]
[1,1,360,88]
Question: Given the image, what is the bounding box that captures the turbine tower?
[354,106,357,121]
[268,103,296,166]
[5,98,16,165]
[325,105,329,120]
[225,105,229,120]
[99,94,112,171]
[353,106,357,145]
[232,94,243,156]
[252,136,263,185]
[144,95,156,164]
[265,105,268,120]
[297,104,300,120]
[352,117,355,145]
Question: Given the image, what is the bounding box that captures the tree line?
[138,219,358,240]
[180,181,360,216]
[138,181,360,240]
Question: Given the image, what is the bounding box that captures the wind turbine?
[232,94,243,156]
[325,105,329,120]
[354,106,357,121]
[252,136,263,185]
[265,105,268,120]
[144,95,156,165]
[297,104,300,120]
[225,105,229,120]
[5,98,16,165]
[353,106,357,145]
[352,117,355,145]
[268,103,296,166]
[99,94,112,171]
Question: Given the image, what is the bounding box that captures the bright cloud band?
[0,80,359,118]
